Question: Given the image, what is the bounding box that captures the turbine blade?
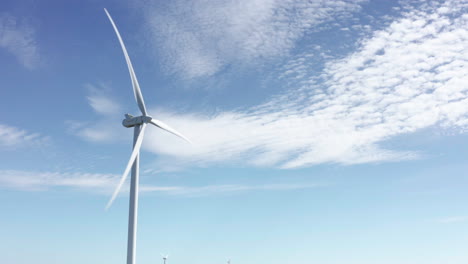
[150,119,191,144]
[106,123,147,210]
[104,8,147,116]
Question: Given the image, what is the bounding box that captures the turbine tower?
[103,8,190,264]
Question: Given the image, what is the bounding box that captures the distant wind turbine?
[103,8,191,264]
[161,254,169,264]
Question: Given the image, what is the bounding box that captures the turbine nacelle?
[122,114,153,128]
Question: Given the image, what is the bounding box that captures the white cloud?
[139,0,467,168]
[85,83,121,116]
[140,183,323,197]
[0,124,48,148]
[143,0,365,78]
[87,84,120,115]
[68,84,129,143]
[82,0,467,169]
[0,170,118,193]
[0,13,40,69]
[0,169,318,197]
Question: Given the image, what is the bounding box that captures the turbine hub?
[122,114,153,128]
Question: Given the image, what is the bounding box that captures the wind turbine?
[103,8,191,264]
[161,254,169,264]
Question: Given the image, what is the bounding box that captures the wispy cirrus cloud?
[140,0,467,168]
[0,124,49,149]
[143,0,366,78]
[0,169,318,196]
[85,83,121,116]
[0,170,118,193]
[80,0,467,169]
[67,84,128,143]
[0,13,40,69]
[140,183,323,197]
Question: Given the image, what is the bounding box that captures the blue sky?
[1,0,468,263]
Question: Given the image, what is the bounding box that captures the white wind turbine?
[103,8,191,264]
[161,253,169,264]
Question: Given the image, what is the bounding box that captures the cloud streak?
[141,182,322,197]
[67,84,129,143]
[0,170,318,197]
[0,13,40,69]
[85,83,121,116]
[0,124,49,149]
[0,170,118,193]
